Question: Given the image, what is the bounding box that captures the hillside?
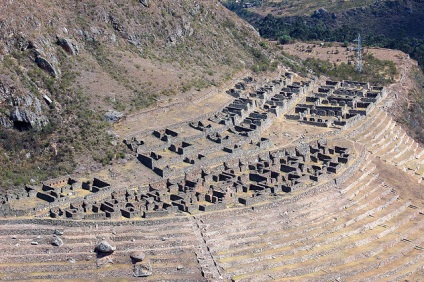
[0,0,275,189]
[0,1,424,280]
[225,0,384,17]
[224,0,424,143]
[0,44,423,280]
[225,0,424,64]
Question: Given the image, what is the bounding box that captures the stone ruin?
[0,139,351,220]
[287,80,387,128]
[132,73,312,178]
[2,68,422,282]
[0,74,384,223]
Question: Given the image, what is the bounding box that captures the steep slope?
[0,0,274,189]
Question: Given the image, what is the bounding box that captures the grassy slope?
[231,0,381,16]
[284,52,398,86]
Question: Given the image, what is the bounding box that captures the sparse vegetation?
[0,45,128,189]
[225,0,424,70]
[290,54,398,86]
[180,78,210,93]
[131,91,157,110]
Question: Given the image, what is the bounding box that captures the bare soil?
[374,157,424,206]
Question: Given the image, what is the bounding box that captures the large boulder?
[133,263,152,277]
[96,240,116,253]
[130,251,146,262]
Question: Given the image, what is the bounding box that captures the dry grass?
[240,0,387,17]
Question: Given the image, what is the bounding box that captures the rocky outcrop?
[0,77,49,130]
[0,78,17,104]
[35,56,58,78]
[104,110,124,123]
[0,116,12,128]
[10,107,49,130]
[109,15,128,38]
[57,37,79,56]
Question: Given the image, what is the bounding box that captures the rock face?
[95,240,116,253]
[11,107,49,130]
[104,110,124,123]
[130,251,146,262]
[0,116,12,128]
[0,78,50,130]
[0,78,15,103]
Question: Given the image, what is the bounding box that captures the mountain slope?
[0,0,274,189]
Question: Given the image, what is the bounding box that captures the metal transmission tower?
[354,34,363,73]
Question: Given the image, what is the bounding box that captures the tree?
[279,34,292,45]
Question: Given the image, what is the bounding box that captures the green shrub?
[279,35,293,45]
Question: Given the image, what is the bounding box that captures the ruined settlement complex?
[0,68,423,281]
